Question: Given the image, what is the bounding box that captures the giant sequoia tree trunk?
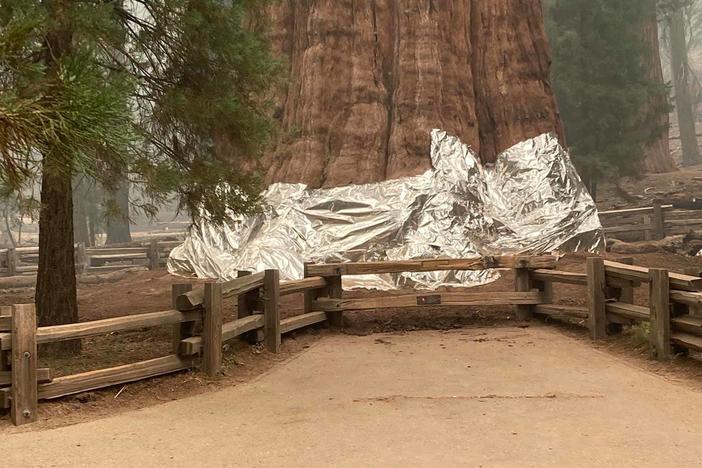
[641,7,675,173]
[265,0,564,187]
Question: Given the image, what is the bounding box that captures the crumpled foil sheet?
[168,130,604,289]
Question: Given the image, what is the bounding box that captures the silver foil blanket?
[167,130,604,289]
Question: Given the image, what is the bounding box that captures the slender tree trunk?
[105,180,132,244]
[72,177,91,246]
[642,6,675,173]
[88,204,98,247]
[35,0,80,352]
[3,209,16,248]
[104,3,132,246]
[669,8,701,167]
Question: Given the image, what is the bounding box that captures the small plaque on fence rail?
[417,294,441,305]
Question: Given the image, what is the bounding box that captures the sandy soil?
[4,326,702,467]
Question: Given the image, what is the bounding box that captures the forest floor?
[597,163,702,210]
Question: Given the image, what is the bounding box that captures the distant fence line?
[599,202,702,242]
[0,237,185,277]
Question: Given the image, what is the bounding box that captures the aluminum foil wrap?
[168,130,604,289]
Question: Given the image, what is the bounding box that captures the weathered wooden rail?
[529,258,702,361]
[0,239,183,278]
[2,253,702,426]
[0,265,333,425]
[599,201,702,241]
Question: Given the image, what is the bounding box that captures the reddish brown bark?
[265,0,564,188]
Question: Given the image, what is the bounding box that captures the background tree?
[73,177,103,247]
[0,182,38,247]
[661,0,702,166]
[642,3,676,173]
[0,0,280,348]
[546,0,672,197]
[104,182,131,245]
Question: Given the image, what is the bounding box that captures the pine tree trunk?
[669,8,701,167]
[35,0,81,353]
[642,7,675,173]
[36,153,80,344]
[105,181,132,245]
[265,0,564,187]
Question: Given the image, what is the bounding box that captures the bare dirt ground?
[4,327,702,467]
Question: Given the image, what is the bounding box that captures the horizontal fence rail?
[312,292,545,311]
[529,257,702,362]
[599,201,702,241]
[305,256,558,276]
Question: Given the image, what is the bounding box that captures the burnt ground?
[2,250,702,431]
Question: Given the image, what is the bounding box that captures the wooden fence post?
[264,269,281,353]
[148,240,159,270]
[586,257,607,340]
[514,257,532,321]
[643,215,652,241]
[303,263,315,314]
[236,271,257,320]
[682,267,702,317]
[7,248,17,277]
[237,271,263,343]
[171,283,194,354]
[11,304,37,425]
[314,265,343,327]
[605,257,634,334]
[0,306,11,372]
[652,200,665,240]
[649,268,671,361]
[531,277,553,304]
[614,258,635,304]
[202,283,223,377]
[236,271,251,321]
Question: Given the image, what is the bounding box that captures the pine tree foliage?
[0,0,281,329]
[0,0,281,222]
[545,0,672,184]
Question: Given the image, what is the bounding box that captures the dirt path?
[4,326,702,467]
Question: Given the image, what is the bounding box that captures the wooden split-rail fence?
[2,254,702,425]
[0,239,183,278]
[599,201,702,241]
